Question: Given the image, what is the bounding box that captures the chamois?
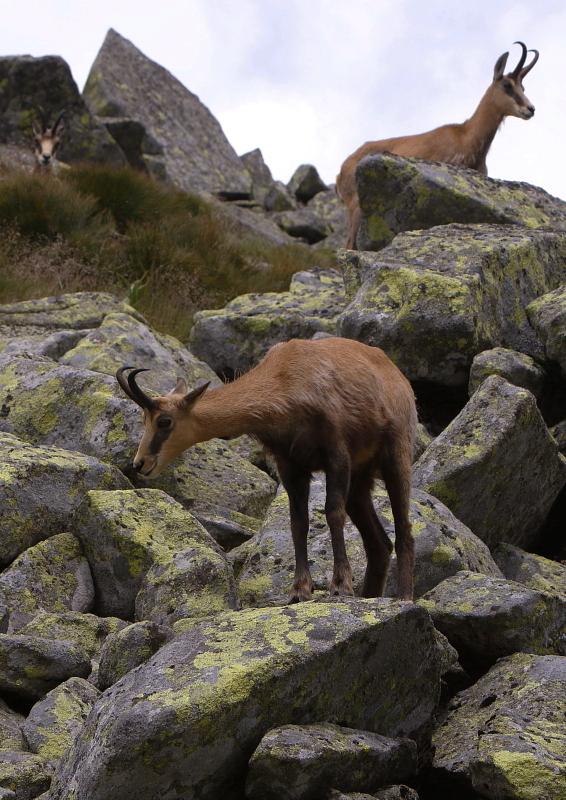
[116,337,418,602]
[337,41,539,249]
[32,108,65,172]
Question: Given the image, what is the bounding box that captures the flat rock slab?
[0,533,94,632]
[0,432,130,567]
[83,29,251,197]
[237,478,501,607]
[48,600,443,800]
[246,722,417,800]
[190,268,345,377]
[419,571,566,666]
[413,376,566,550]
[337,225,566,386]
[431,653,566,799]
[355,152,566,251]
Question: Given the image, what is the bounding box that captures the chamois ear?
[493,52,509,81]
[169,377,188,395]
[179,381,210,411]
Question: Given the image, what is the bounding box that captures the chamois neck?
[462,87,505,166]
[191,379,265,441]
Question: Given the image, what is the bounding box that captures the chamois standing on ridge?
[337,41,539,249]
[117,337,418,602]
[32,108,65,172]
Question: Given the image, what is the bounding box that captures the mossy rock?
[468,347,546,397]
[237,478,501,608]
[97,621,172,690]
[190,268,345,377]
[0,431,130,567]
[431,652,566,798]
[0,633,90,700]
[18,612,127,662]
[48,600,443,800]
[0,697,26,752]
[21,677,100,764]
[246,722,417,800]
[355,152,566,251]
[413,376,566,549]
[59,311,219,396]
[526,284,566,375]
[74,488,235,619]
[418,571,566,667]
[0,533,94,632]
[0,750,53,800]
[493,542,566,596]
[337,225,566,386]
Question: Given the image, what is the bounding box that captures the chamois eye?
[157,417,173,430]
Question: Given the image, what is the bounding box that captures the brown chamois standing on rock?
[337,41,539,249]
[117,337,418,602]
[32,107,65,172]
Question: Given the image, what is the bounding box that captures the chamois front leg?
[278,461,313,603]
[325,452,354,597]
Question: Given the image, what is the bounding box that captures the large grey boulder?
[0,432,130,567]
[307,188,349,250]
[0,697,26,751]
[493,542,566,596]
[468,347,546,397]
[0,533,94,632]
[83,29,251,197]
[430,653,566,798]
[18,612,127,665]
[337,225,566,386]
[0,751,53,800]
[526,284,566,376]
[419,571,566,666]
[355,152,566,251]
[48,600,443,800]
[190,268,345,377]
[74,489,237,620]
[0,55,126,167]
[246,723,417,800]
[413,376,566,550]
[237,478,501,608]
[287,164,328,204]
[97,621,172,690]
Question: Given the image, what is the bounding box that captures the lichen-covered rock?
[0,634,90,700]
[287,164,327,204]
[58,311,219,395]
[337,225,566,386]
[83,29,251,197]
[526,284,566,375]
[355,152,566,251]
[418,571,566,667]
[48,600,443,800]
[307,188,349,251]
[237,478,501,607]
[0,751,53,800]
[430,653,566,799]
[413,376,566,549]
[21,677,100,763]
[18,612,127,664]
[468,347,546,397]
[0,533,94,632]
[189,268,345,377]
[0,432,130,567]
[97,621,172,690]
[245,722,417,800]
[493,542,566,596]
[240,148,275,202]
[0,355,143,469]
[272,208,332,244]
[0,55,126,167]
[0,697,27,751]
[330,790,419,800]
[128,438,277,545]
[74,488,235,619]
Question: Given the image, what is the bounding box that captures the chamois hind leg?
[381,446,414,601]
[346,467,393,598]
[325,451,354,597]
[277,460,313,603]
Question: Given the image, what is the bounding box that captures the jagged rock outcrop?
[0,55,126,167]
[337,225,566,386]
[83,29,251,197]
[355,152,566,251]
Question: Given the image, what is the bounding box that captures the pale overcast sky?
[2,0,565,199]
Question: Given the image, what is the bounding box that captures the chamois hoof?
[288,589,312,604]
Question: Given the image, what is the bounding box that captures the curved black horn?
[37,106,47,132]
[511,41,528,77]
[116,366,156,410]
[520,49,539,79]
[52,110,66,132]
